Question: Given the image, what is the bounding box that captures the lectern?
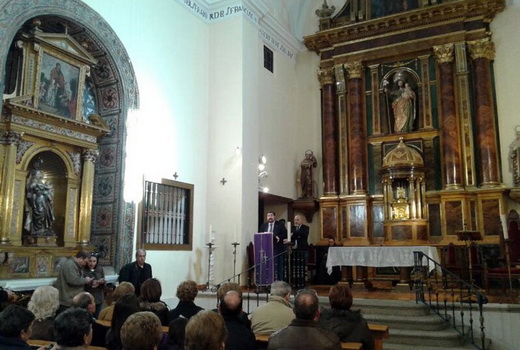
[254,232,274,287]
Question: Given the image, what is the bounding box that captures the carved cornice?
[467,38,495,61]
[433,43,455,64]
[345,61,363,79]
[304,0,505,54]
[318,68,335,87]
[0,131,23,145]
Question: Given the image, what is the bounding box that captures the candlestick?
[287,221,291,241]
[209,224,213,242]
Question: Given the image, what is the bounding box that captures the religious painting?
[36,255,52,277]
[37,52,80,119]
[371,0,419,19]
[9,256,30,275]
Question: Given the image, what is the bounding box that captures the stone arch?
[0,0,139,268]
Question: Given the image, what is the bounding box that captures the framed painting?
[8,256,30,276]
[36,52,81,120]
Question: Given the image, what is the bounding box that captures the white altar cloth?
[326,246,440,274]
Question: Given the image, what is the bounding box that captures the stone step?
[385,328,467,348]
[318,296,432,316]
[363,312,449,331]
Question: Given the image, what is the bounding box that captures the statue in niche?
[383,69,416,133]
[24,158,55,236]
[510,125,520,187]
[299,150,318,198]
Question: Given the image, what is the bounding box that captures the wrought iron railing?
[413,251,489,350]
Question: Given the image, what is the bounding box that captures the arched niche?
[0,0,139,270]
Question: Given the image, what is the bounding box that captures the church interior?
[1,0,520,349]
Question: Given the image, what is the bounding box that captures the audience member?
[0,287,17,306]
[218,291,256,350]
[52,308,93,350]
[27,286,60,340]
[71,292,106,347]
[118,249,152,297]
[120,311,163,350]
[185,310,227,350]
[106,294,140,350]
[84,253,105,318]
[55,251,93,312]
[159,317,188,350]
[315,236,341,285]
[98,282,135,322]
[250,281,294,335]
[318,284,374,350]
[167,281,203,323]
[214,282,250,328]
[267,289,341,350]
[139,278,168,326]
[0,304,35,350]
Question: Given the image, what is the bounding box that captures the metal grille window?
[140,179,193,250]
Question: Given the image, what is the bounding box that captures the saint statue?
[510,125,520,187]
[24,159,55,236]
[299,150,317,198]
[383,69,416,133]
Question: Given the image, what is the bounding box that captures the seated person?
[213,282,250,328]
[98,282,135,322]
[168,280,203,322]
[139,279,168,326]
[72,292,107,347]
[120,312,163,350]
[314,236,341,285]
[52,307,93,350]
[0,304,35,350]
[27,286,60,341]
[250,281,294,335]
[218,291,255,350]
[185,311,227,350]
[106,294,140,350]
[318,284,374,350]
[159,317,188,350]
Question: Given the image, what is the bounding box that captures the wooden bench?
[29,340,107,350]
[368,324,389,350]
[255,334,363,350]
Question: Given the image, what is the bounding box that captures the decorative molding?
[16,140,34,164]
[467,38,496,61]
[67,151,82,175]
[0,131,22,145]
[174,0,302,62]
[82,149,98,163]
[318,68,335,87]
[433,43,455,64]
[345,61,363,79]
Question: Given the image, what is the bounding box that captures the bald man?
[218,291,255,350]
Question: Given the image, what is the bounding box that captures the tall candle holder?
[231,242,240,283]
[205,242,215,291]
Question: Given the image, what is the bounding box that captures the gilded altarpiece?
[0,23,110,278]
[306,0,507,251]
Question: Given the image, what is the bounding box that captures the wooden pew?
[96,319,169,334]
[29,340,107,350]
[368,324,389,350]
[254,334,363,350]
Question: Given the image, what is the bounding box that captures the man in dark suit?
[259,211,287,281]
[118,249,152,296]
[285,214,310,288]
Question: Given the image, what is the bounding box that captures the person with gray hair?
[250,281,294,335]
[267,289,341,350]
[27,285,60,340]
[118,249,152,296]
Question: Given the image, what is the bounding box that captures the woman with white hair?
[27,285,60,340]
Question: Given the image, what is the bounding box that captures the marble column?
[78,148,98,245]
[319,68,339,196]
[433,43,463,190]
[0,131,22,244]
[345,61,367,195]
[468,38,500,187]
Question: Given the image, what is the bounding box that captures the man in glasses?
[267,289,341,350]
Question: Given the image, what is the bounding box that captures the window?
[139,178,193,250]
[264,45,273,73]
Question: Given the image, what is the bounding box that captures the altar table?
[326,246,440,274]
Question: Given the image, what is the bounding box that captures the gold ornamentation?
[467,38,495,61]
[433,43,455,64]
[345,61,363,79]
[315,0,335,18]
[82,149,98,163]
[317,68,335,86]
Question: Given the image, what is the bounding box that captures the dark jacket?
[140,301,169,326]
[167,301,203,322]
[222,314,256,350]
[29,318,54,341]
[0,336,32,350]
[291,224,309,251]
[318,308,374,350]
[267,318,341,350]
[259,221,287,254]
[118,261,152,296]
